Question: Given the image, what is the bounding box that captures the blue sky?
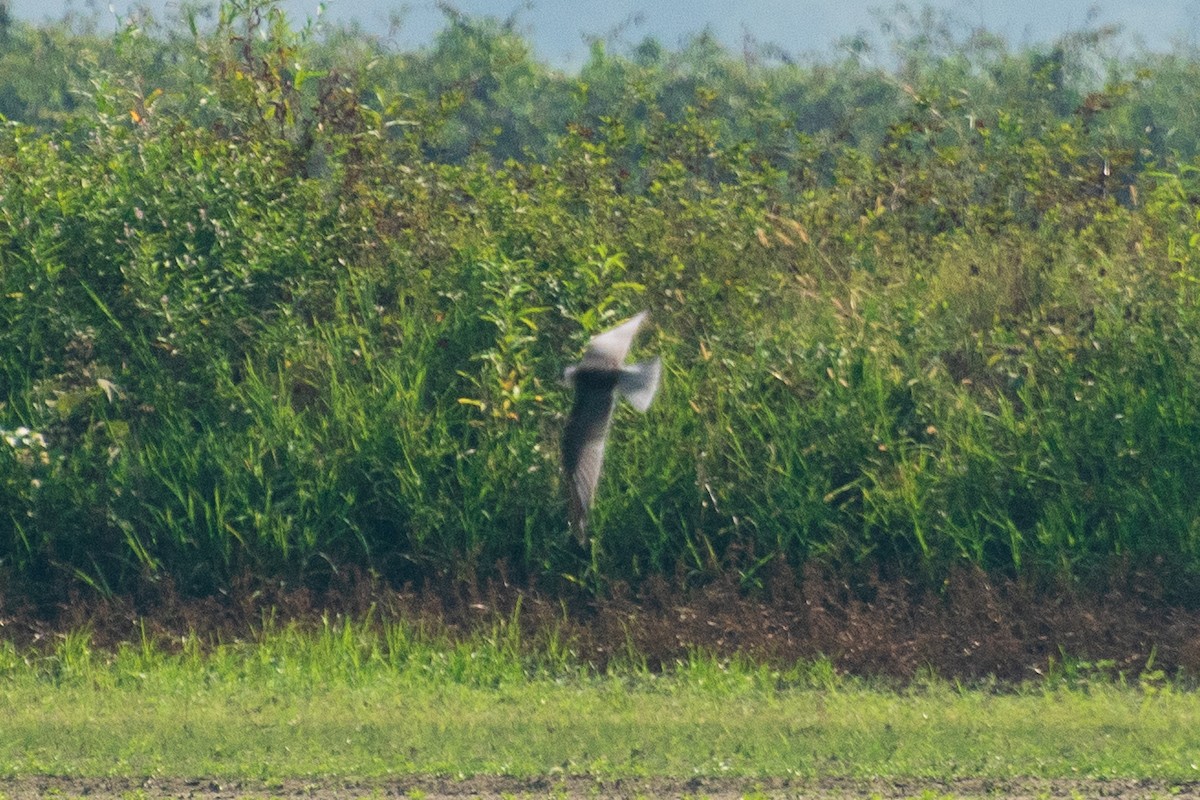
[11,0,1200,66]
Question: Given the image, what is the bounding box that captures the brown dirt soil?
[4,776,1200,800]
[4,561,1200,681]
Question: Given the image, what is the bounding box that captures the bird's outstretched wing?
[618,357,661,413]
[579,311,648,369]
[562,383,617,542]
[565,426,609,542]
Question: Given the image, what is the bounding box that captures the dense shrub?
[2,2,1200,603]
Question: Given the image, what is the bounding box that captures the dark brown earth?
[5,561,1200,681]
[4,776,1200,800]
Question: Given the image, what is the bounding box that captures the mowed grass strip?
[1,623,1199,781]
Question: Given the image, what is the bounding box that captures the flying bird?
[562,311,661,543]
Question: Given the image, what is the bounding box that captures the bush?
[2,1,1200,602]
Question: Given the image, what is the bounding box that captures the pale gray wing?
[566,431,609,543]
[617,357,661,413]
[580,311,648,368]
[562,389,617,543]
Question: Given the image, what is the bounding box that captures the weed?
[2,1,1200,611]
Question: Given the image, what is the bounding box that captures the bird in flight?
[562,311,661,543]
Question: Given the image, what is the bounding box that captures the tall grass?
[3,2,1200,602]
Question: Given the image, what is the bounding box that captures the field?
[5,1,1200,795]
[3,620,1200,799]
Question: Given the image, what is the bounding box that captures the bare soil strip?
[9,564,1200,682]
[4,776,1200,800]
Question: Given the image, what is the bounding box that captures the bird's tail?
[617,357,662,412]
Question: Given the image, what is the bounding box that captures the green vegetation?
[2,622,1199,780]
[3,1,1200,605]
